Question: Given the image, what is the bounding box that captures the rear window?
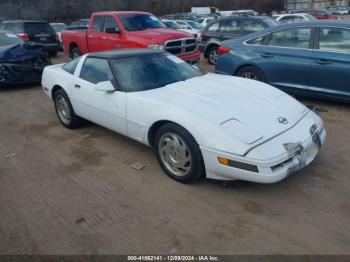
[51,24,66,32]
[0,32,23,47]
[263,18,280,27]
[24,22,55,34]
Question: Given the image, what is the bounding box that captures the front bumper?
[201,114,326,183]
[178,49,201,65]
[0,56,51,87]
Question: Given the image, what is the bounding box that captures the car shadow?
[0,83,40,92]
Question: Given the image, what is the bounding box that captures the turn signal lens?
[218,157,230,166]
[218,157,259,173]
[218,47,231,56]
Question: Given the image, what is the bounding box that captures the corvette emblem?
[278,117,288,125]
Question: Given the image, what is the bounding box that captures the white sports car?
[42,49,326,184]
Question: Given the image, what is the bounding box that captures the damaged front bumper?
[0,55,51,87]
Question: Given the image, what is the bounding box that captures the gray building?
[287,0,349,10]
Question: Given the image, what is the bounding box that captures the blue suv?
[215,21,350,102]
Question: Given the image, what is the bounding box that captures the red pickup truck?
[61,11,200,64]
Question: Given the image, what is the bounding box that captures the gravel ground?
[0,52,349,255]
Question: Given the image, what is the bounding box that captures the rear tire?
[70,46,81,59]
[236,66,265,82]
[207,46,219,65]
[53,89,83,129]
[154,123,205,184]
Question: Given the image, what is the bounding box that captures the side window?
[80,57,114,84]
[177,21,190,29]
[243,20,265,34]
[0,23,4,31]
[221,19,241,34]
[62,57,81,75]
[13,22,23,33]
[265,28,311,49]
[104,16,120,32]
[281,16,303,24]
[319,28,350,52]
[293,17,305,23]
[246,35,264,45]
[3,23,11,32]
[207,21,220,32]
[92,16,104,32]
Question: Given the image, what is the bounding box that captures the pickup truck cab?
[61,11,200,64]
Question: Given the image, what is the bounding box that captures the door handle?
[101,36,107,40]
[261,53,274,58]
[315,59,331,65]
[74,84,81,89]
[87,35,93,39]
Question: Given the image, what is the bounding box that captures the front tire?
[154,123,205,183]
[54,89,82,129]
[236,66,265,82]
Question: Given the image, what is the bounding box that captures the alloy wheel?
[158,133,192,177]
[56,94,71,125]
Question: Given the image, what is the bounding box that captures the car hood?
[139,73,308,146]
[179,29,200,34]
[0,43,43,63]
[127,28,194,44]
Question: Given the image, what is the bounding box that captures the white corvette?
[42,49,326,184]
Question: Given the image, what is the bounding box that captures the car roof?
[92,11,150,16]
[278,13,308,16]
[1,20,48,23]
[87,48,164,59]
[218,15,272,21]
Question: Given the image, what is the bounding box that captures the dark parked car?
[198,16,279,64]
[0,20,59,57]
[215,21,350,102]
[0,32,51,87]
[66,19,90,30]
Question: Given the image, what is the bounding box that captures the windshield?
[110,53,203,92]
[119,14,166,31]
[163,21,181,29]
[187,21,203,30]
[0,33,23,47]
[24,22,55,34]
[51,24,66,32]
[263,18,280,27]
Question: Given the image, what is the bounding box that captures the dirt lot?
[0,52,349,255]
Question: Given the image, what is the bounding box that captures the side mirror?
[105,27,120,34]
[95,81,116,92]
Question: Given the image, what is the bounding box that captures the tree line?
[0,0,285,21]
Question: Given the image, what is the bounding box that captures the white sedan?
[274,13,317,24]
[42,49,326,184]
